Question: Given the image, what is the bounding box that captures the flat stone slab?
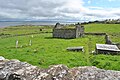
[66,46,84,52]
[96,44,120,52]
[96,44,120,54]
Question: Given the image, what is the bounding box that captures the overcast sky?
[0,0,120,21]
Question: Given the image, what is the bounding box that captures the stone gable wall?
[76,26,84,37]
[53,23,84,39]
[53,29,76,39]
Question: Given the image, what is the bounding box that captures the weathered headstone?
[105,35,112,44]
[29,40,32,46]
[16,40,19,48]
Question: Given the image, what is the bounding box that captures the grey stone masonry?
[0,57,120,80]
[53,23,84,39]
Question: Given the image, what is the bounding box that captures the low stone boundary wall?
[0,57,120,80]
[0,32,52,39]
[85,32,106,35]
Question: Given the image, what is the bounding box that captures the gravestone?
[96,44,120,54]
[105,35,112,44]
[16,40,19,48]
[29,40,32,46]
[66,46,84,52]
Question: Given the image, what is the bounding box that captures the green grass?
[0,25,52,35]
[0,23,120,70]
[85,24,120,33]
[85,24,120,43]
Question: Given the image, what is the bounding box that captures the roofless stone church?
[53,23,84,39]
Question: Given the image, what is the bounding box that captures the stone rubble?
[0,57,120,80]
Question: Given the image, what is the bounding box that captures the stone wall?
[0,57,120,80]
[53,23,84,39]
[76,26,84,37]
[53,29,76,39]
[54,22,64,29]
[85,33,106,35]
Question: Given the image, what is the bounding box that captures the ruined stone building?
[53,23,84,39]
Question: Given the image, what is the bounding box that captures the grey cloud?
[115,13,120,16]
[0,0,120,21]
[0,0,70,20]
[84,13,105,18]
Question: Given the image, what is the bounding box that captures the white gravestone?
[29,40,32,46]
[16,40,19,48]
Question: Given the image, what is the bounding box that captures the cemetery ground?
[0,24,120,70]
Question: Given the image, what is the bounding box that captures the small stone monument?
[29,40,32,46]
[16,40,19,48]
[105,35,112,44]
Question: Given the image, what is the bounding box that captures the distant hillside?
[82,19,120,24]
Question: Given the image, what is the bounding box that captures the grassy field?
[0,24,120,70]
[0,25,52,35]
[85,24,120,43]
